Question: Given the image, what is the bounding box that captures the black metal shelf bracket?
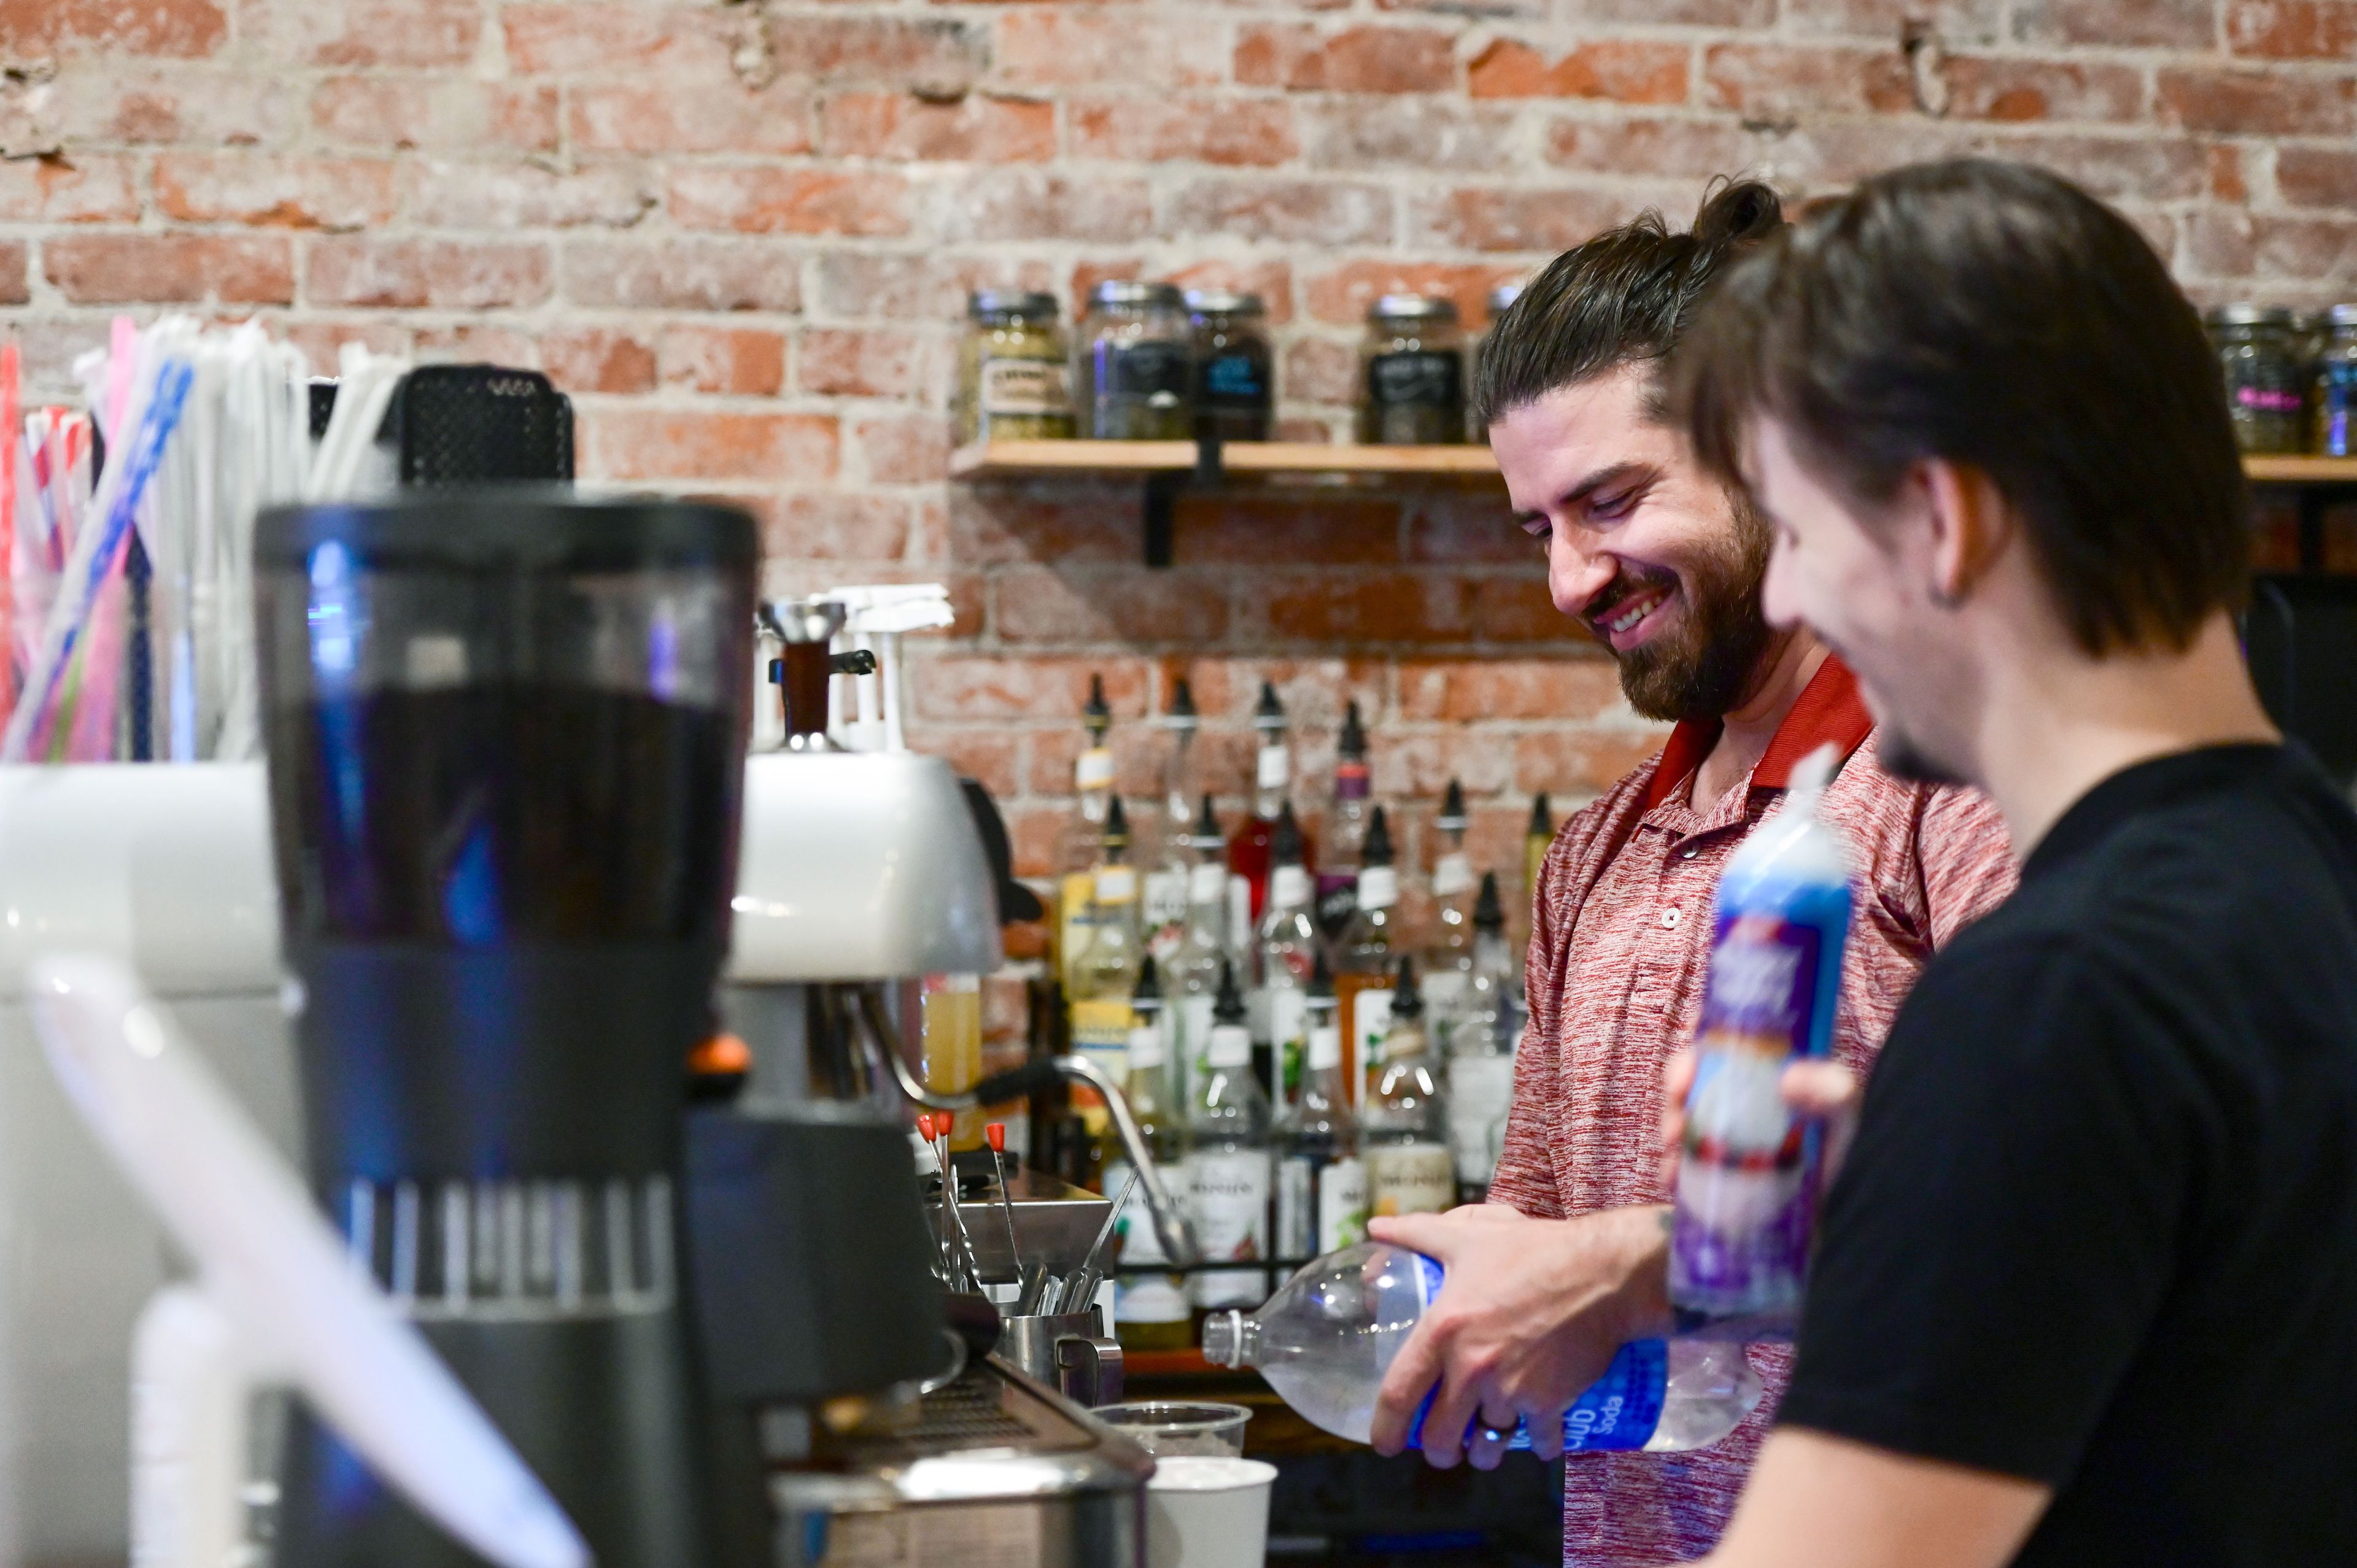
[1142,436,1227,568]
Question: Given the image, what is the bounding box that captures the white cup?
[1144,1456,1277,1568]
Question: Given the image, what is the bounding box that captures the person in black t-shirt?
[1648,158,2357,1567]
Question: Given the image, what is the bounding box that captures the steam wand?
[848,983,1199,1269]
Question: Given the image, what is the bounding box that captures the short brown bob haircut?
[1671,158,2250,656]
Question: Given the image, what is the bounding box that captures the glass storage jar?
[1077,281,1195,441]
[1358,295,1466,447]
[2207,303,2306,455]
[1470,280,1525,440]
[2315,304,2357,458]
[1186,289,1274,442]
[957,291,1074,444]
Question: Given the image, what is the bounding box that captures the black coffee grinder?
[254,493,760,1566]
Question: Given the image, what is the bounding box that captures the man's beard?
[1608,501,1776,724]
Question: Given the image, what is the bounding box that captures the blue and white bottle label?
[1408,1255,1666,1453]
[1671,911,1826,1318]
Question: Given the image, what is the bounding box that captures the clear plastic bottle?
[1316,700,1374,942]
[1275,955,1367,1263]
[1255,806,1318,1111]
[1670,745,1854,1329]
[1109,959,1191,1351]
[1142,679,1201,967]
[1364,960,1453,1218]
[1185,959,1273,1311]
[1423,779,1477,1040]
[1331,805,1399,1099]
[1169,794,1229,1113]
[1202,1243,1762,1453]
[1446,873,1519,1204]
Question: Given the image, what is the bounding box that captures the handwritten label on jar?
[981,358,1070,417]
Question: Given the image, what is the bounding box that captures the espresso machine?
[0,492,1198,1567]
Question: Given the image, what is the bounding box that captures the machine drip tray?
[769,1356,1151,1567]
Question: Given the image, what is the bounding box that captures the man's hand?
[1660,1048,1864,1196]
[1364,1203,1673,1470]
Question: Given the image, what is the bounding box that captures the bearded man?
[1360,182,2018,1567]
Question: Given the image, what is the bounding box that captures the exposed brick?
[769,16,988,95]
[1991,133,2210,203]
[2014,0,2220,47]
[1471,572,1587,643]
[2157,67,2356,137]
[2227,0,2357,57]
[1237,24,1458,94]
[1404,489,1530,563]
[57,66,290,145]
[1940,56,2146,124]
[308,238,551,310]
[541,328,657,396]
[1305,99,1519,172]
[815,252,1057,321]
[1546,115,1763,177]
[2186,210,2357,284]
[1397,657,1622,722]
[995,566,1231,644]
[0,0,226,58]
[999,12,1226,90]
[669,166,910,238]
[1165,177,1393,246]
[44,233,292,304]
[1468,39,1690,104]
[797,327,931,400]
[0,240,28,305]
[405,160,657,230]
[562,239,800,313]
[768,490,915,560]
[902,726,1020,800]
[1514,727,1666,794]
[412,322,537,367]
[572,82,815,156]
[1182,658,1389,728]
[1703,44,1914,118]
[1250,573,1474,644]
[1283,335,1360,403]
[1304,259,1527,325]
[312,77,557,153]
[851,411,951,485]
[0,155,140,223]
[662,325,788,396]
[155,153,395,231]
[284,0,482,68]
[501,4,730,75]
[949,484,1137,567]
[2279,146,2357,208]
[1069,98,1301,169]
[909,655,1154,722]
[919,169,1151,243]
[1549,0,1770,18]
[585,408,837,484]
[825,93,1056,163]
[1406,183,1659,253]
[1169,493,1403,567]
[1787,0,2003,42]
[271,317,412,370]
[1161,258,1296,325]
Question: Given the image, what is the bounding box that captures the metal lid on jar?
[1488,282,1525,317]
[1369,293,1459,324]
[969,290,1058,319]
[1089,280,1186,310]
[1183,288,1266,317]
[2207,303,2296,329]
[2329,303,2357,330]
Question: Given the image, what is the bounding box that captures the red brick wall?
[2,0,2351,895]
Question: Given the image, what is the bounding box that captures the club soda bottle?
[1202,1243,1760,1453]
[1668,743,1854,1329]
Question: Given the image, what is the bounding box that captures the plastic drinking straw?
[0,341,20,725]
[2,358,193,763]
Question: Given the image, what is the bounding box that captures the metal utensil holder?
[999,1308,1123,1407]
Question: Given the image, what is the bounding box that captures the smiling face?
[1490,366,1776,723]
[1746,417,1978,785]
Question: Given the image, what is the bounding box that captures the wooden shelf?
[950,439,1501,481]
[2246,455,2357,485]
[947,440,2357,567]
